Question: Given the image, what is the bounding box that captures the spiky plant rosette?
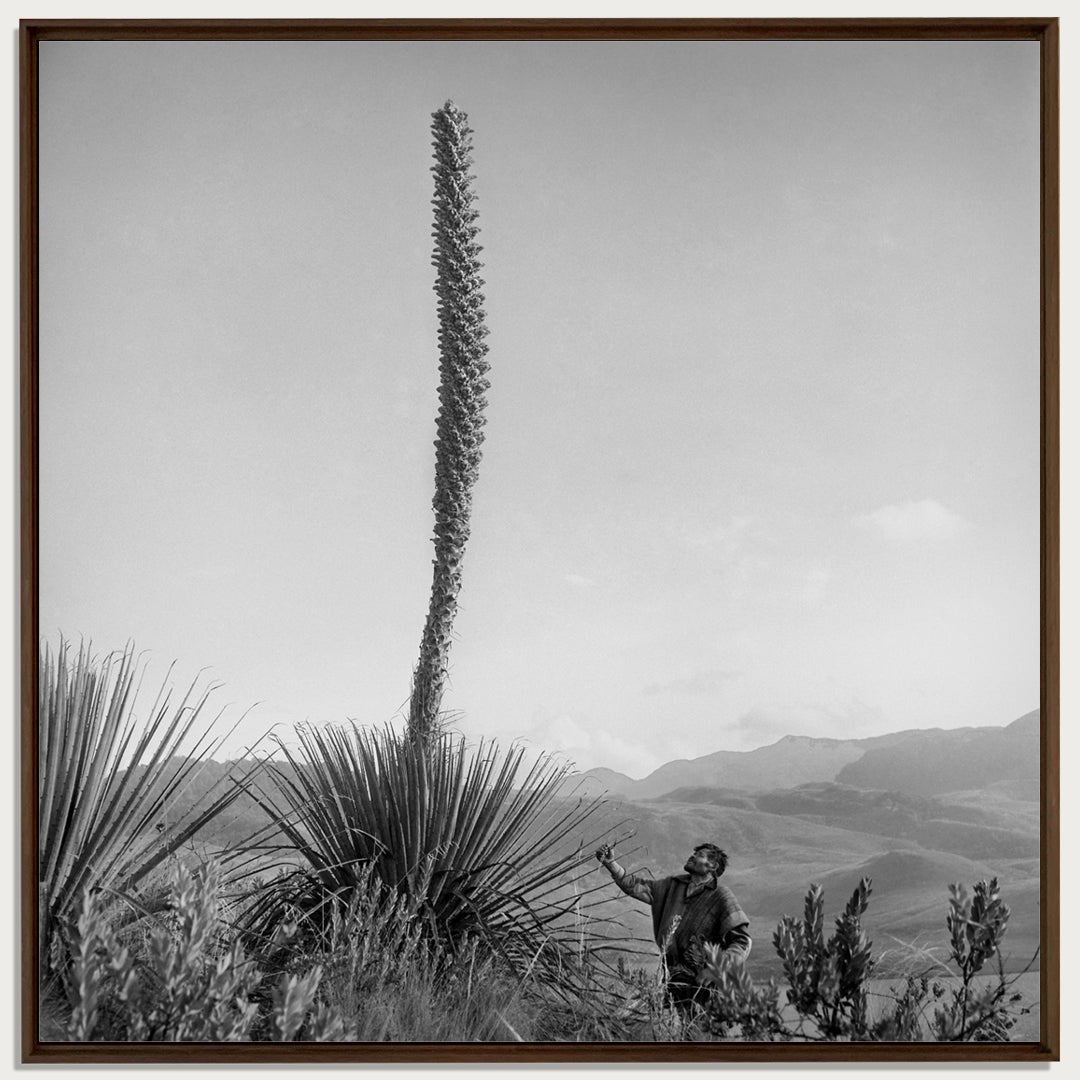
[38,638,260,976]
[241,724,632,1001]
[410,101,491,741]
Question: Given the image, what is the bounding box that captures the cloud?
[854,500,969,543]
[520,713,659,777]
[564,573,597,588]
[727,698,885,748]
[642,669,740,697]
[798,564,831,604]
[727,708,793,744]
[681,515,754,554]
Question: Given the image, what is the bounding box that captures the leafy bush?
[60,860,336,1041]
[773,876,875,1037]
[59,856,541,1043]
[693,875,1030,1042]
[914,878,1022,1041]
[696,956,788,1041]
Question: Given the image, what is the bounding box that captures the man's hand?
[595,843,614,865]
[685,935,707,976]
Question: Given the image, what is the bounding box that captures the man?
[596,841,751,1011]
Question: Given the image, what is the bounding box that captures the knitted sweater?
[605,860,751,978]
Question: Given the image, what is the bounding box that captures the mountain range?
[566,710,1039,800]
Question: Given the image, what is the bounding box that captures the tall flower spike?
[408,102,491,744]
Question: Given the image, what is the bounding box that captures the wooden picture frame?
[20,17,1059,1063]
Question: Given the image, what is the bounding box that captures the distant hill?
[653,781,1039,862]
[835,711,1040,796]
[121,755,298,849]
[570,712,1039,801]
[568,736,870,800]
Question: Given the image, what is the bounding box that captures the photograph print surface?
[33,34,1044,1051]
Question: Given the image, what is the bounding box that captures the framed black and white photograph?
[20,17,1059,1064]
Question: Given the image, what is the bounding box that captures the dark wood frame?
[20,17,1059,1064]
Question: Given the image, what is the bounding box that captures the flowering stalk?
[409,101,491,744]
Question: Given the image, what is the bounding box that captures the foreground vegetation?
[45,843,1035,1043]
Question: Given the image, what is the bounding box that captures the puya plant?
[243,722,615,969]
[38,639,260,982]
[409,100,491,745]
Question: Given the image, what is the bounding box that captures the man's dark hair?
[695,843,729,877]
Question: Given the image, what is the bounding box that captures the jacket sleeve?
[712,884,752,961]
[603,860,656,904]
[720,923,752,961]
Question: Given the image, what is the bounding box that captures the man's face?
[684,848,717,876]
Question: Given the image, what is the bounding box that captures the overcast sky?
[38,39,1040,777]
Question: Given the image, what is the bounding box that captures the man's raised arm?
[595,843,654,904]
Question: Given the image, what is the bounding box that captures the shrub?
[60,855,542,1043]
[773,876,875,1038]
[697,957,788,1041]
[930,878,1022,1040]
[60,859,338,1042]
[693,875,1030,1042]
